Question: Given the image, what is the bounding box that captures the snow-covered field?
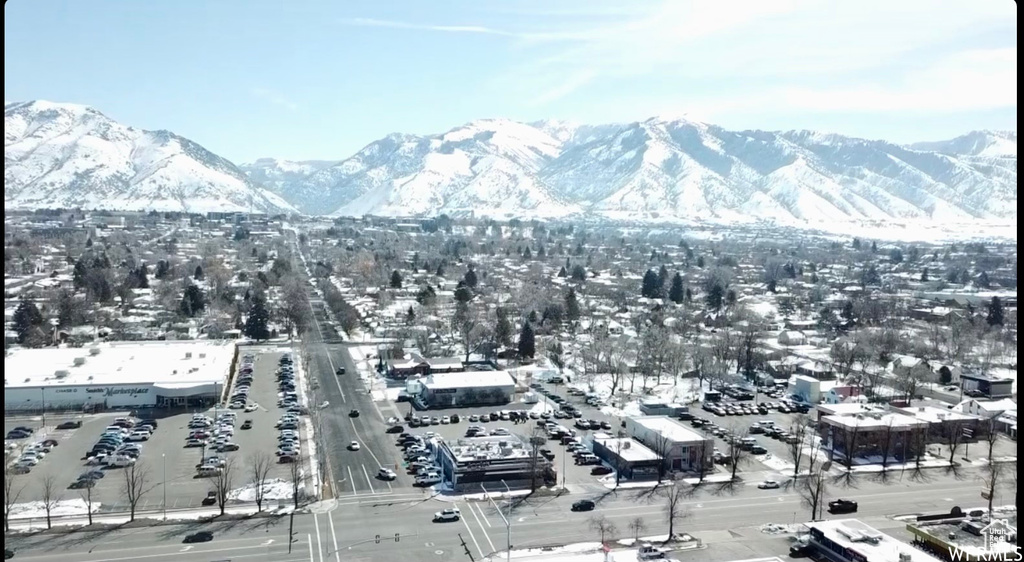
[8,498,99,520]
[228,478,296,502]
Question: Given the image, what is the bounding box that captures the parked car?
[758,480,780,489]
[378,468,397,480]
[201,491,217,506]
[591,466,613,476]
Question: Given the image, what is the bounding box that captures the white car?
[758,480,781,490]
[378,468,397,480]
[245,403,260,412]
[416,473,441,486]
[386,416,400,425]
[348,441,361,451]
[440,416,451,424]
[433,508,461,522]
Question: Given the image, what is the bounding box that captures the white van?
[197,466,222,477]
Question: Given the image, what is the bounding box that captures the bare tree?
[662,477,690,541]
[837,423,862,471]
[983,456,1007,518]
[4,464,25,531]
[788,416,811,479]
[647,431,674,481]
[628,516,648,543]
[248,452,273,513]
[79,481,95,526]
[878,418,898,472]
[528,426,548,493]
[798,463,828,521]
[694,439,712,484]
[121,461,154,522]
[40,474,62,530]
[910,424,928,474]
[588,514,618,544]
[212,458,236,516]
[289,459,303,509]
[829,338,864,381]
[726,427,750,481]
[945,420,967,466]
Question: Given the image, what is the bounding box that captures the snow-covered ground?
[8,498,99,520]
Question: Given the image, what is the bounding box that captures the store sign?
[433,388,457,394]
[85,387,151,398]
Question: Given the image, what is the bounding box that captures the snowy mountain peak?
[5,100,295,214]
[911,130,1016,158]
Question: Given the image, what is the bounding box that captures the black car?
[789,542,813,557]
[201,491,217,506]
[591,466,613,475]
[5,431,30,440]
[183,531,214,543]
[56,421,83,430]
[336,367,346,375]
[386,425,404,434]
[241,420,253,430]
[828,499,858,514]
[571,500,596,512]
[349,409,360,418]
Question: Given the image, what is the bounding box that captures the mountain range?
[5,100,1017,223]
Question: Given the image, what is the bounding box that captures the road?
[4,464,1002,562]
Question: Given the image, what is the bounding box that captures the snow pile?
[9,498,98,519]
[228,478,296,502]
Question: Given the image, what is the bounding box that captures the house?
[795,360,834,380]
[955,398,1018,439]
[889,355,933,382]
[960,372,1015,399]
[778,330,807,346]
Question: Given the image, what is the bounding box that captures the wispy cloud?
[251,88,298,112]
[341,17,520,37]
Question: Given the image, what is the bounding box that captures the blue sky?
[4,0,1017,163]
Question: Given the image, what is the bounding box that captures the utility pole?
[288,511,295,553]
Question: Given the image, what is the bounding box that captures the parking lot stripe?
[361,464,376,494]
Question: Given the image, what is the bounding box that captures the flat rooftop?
[910,515,1018,558]
[4,341,235,389]
[821,412,928,430]
[893,406,978,424]
[424,370,515,390]
[628,416,707,443]
[594,437,660,462]
[443,435,532,463]
[810,519,942,562]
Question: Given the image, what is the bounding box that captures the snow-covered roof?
[594,437,660,462]
[423,370,515,390]
[4,341,235,389]
[809,519,942,562]
[628,415,706,444]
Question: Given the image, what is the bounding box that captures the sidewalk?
[6,501,299,533]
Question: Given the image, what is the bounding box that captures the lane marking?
[308,532,314,562]
[362,464,377,494]
[349,418,385,469]
[466,501,497,553]
[305,296,346,403]
[475,503,493,528]
[457,502,486,559]
[328,510,341,562]
[314,513,324,562]
[347,466,358,496]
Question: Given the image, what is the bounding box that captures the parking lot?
[4,348,306,516]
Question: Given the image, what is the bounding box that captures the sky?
[4,0,1017,163]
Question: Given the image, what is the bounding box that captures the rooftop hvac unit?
[185,352,193,359]
[88,347,101,356]
[623,441,631,449]
[898,553,912,562]
[199,353,206,358]
[73,357,86,367]
[54,370,70,378]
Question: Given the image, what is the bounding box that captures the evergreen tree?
[841,301,855,321]
[527,310,539,324]
[706,283,725,311]
[860,264,881,286]
[155,259,170,280]
[852,238,862,251]
[658,265,669,289]
[565,257,571,270]
[463,268,478,288]
[641,270,661,299]
[537,245,546,259]
[920,268,929,282]
[977,271,991,289]
[495,307,513,349]
[987,296,1005,326]
[85,237,93,248]
[73,259,88,289]
[194,265,204,280]
[13,298,44,345]
[179,285,206,317]
[669,272,685,304]
[889,248,904,264]
[565,288,581,324]
[390,270,403,289]
[244,297,271,340]
[523,246,533,259]
[436,264,445,277]
[696,255,705,268]
[416,284,437,306]
[557,266,568,278]
[518,321,536,359]
[570,265,587,282]
[685,287,693,302]
[405,306,416,324]
[454,284,473,303]
[726,289,737,306]
[871,241,878,253]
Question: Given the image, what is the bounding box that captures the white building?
[411,370,516,408]
[807,519,942,562]
[623,416,714,472]
[4,341,236,411]
[791,374,822,404]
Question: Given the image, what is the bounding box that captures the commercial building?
[623,416,714,473]
[806,519,942,562]
[408,370,516,408]
[959,372,1014,399]
[891,405,981,440]
[907,515,1018,562]
[3,341,236,412]
[434,434,553,491]
[819,411,929,463]
[591,437,661,479]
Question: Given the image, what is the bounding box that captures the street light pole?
[162,453,167,520]
[481,481,513,562]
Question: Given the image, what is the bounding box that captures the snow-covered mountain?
[5,101,296,214]
[271,117,1016,222]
